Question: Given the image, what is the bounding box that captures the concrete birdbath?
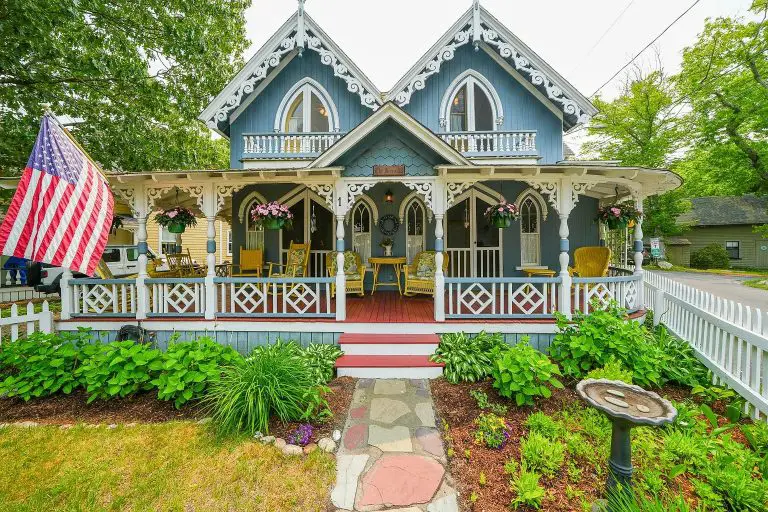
[576,379,677,503]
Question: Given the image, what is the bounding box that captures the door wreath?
[378,214,400,236]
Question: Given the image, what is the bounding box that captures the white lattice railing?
[445,248,502,278]
[215,277,334,318]
[242,132,343,157]
[147,278,206,316]
[572,275,642,314]
[71,278,137,317]
[280,249,331,277]
[440,131,537,155]
[445,277,560,319]
[0,301,53,342]
[645,271,768,419]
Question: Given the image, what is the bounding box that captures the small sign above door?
[373,164,405,177]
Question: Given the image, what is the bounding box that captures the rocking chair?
[268,241,311,277]
[233,248,263,277]
[569,246,611,277]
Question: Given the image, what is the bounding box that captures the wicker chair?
[326,251,366,297]
[570,246,611,277]
[233,248,263,277]
[403,251,450,297]
[268,241,311,277]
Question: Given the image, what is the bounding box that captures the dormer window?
[276,78,339,133]
[441,70,503,132]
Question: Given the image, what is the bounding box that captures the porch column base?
[434,214,445,322]
[60,269,72,320]
[205,215,216,320]
[136,276,148,320]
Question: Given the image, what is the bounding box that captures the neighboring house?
[669,195,768,269]
[56,1,681,376]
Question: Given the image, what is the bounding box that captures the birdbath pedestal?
[576,379,677,502]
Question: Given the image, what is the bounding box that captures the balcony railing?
[241,130,537,159]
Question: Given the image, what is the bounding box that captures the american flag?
[0,115,114,276]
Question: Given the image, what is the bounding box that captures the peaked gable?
[199,9,382,137]
[387,4,597,130]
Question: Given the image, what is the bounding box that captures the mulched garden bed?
[0,376,356,441]
[431,378,699,512]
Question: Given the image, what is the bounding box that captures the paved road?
[653,271,768,311]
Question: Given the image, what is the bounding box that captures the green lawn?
[743,278,768,291]
[0,422,335,512]
[646,264,768,277]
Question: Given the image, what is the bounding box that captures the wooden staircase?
[335,333,444,379]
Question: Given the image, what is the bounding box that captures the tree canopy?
[0,0,251,174]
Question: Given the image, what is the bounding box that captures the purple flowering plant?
[287,423,314,447]
[484,201,520,223]
[250,201,294,229]
[474,412,512,449]
[154,206,197,228]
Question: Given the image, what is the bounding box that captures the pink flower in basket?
[610,207,621,217]
[167,210,178,219]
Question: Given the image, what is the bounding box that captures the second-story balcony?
[241,130,537,160]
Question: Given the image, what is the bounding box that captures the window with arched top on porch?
[405,198,426,264]
[275,78,339,134]
[351,199,372,266]
[516,189,548,267]
[440,70,503,132]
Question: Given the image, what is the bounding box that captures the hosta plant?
[152,337,241,408]
[301,343,343,385]
[430,331,506,384]
[75,340,164,403]
[490,341,563,406]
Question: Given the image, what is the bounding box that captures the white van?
[29,245,160,294]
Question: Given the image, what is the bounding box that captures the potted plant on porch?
[250,201,294,230]
[484,201,520,228]
[379,237,394,256]
[154,206,197,234]
[596,202,642,230]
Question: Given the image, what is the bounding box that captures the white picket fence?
[0,301,54,342]
[644,271,768,419]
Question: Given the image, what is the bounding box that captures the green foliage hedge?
[490,341,563,406]
[430,331,506,384]
[690,243,731,269]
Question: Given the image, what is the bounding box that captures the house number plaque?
[373,164,405,176]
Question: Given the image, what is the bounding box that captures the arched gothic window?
[276,78,339,133]
[441,70,502,132]
[405,198,426,263]
[245,200,266,251]
[520,196,541,266]
[351,200,372,265]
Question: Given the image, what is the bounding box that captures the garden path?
[331,379,458,512]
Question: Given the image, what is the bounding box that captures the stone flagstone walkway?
[331,379,457,512]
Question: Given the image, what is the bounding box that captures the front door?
[279,192,334,276]
[445,190,503,278]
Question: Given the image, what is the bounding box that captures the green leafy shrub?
[301,343,343,384]
[585,357,634,383]
[663,430,711,469]
[652,327,708,388]
[525,412,563,439]
[490,341,563,406]
[0,330,94,400]
[510,468,545,510]
[75,340,163,403]
[430,331,505,384]
[152,337,241,408]
[204,342,329,436]
[469,389,508,416]
[550,305,664,388]
[473,412,511,449]
[702,463,768,511]
[690,243,730,269]
[520,431,565,476]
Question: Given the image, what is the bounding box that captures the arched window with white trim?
[405,198,426,263]
[351,200,372,266]
[520,196,541,266]
[275,78,339,133]
[441,70,502,132]
[245,200,265,251]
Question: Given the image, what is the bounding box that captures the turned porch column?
[334,180,347,322]
[557,179,574,320]
[633,194,645,309]
[204,183,217,320]
[59,268,73,320]
[433,180,446,322]
[135,185,149,320]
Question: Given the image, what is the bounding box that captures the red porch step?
[338,333,440,344]
[335,354,444,379]
[335,355,443,367]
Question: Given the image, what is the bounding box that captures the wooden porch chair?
[569,246,611,277]
[326,250,366,297]
[268,241,311,278]
[403,250,450,297]
[166,250,206,277]
[147,258,179,278]
[232,248,263,277]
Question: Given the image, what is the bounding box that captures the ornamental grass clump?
[204,342,329,437]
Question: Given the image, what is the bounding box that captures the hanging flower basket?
[251,201,293,230]
[485,201,519,229]
[596,203,642,231]
[155,206,197,234]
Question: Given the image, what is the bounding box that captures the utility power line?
[570,0,635,75]
[589,0,702,98]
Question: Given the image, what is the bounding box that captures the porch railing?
[216,277,334,318]
[71,278,137,317]
[572,274,642,314]
[242,132,343,158]
[147,278,206,317]
[445,277,561,319]
[445,247,502,278]
[439,131,537,156]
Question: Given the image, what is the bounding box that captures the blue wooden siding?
[403,45,564,164]
[340,124,438,177]
[228,51,372,168]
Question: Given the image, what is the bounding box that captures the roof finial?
[297,0,306,56]
[472,0,481,50]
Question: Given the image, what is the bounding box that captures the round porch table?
[522,267,557,278]
[368,256,406,295]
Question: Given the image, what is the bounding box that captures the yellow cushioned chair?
[326,251,366,297]
[403,251,450,297]
[233,248,263,277]
[570,246,611,277]
[268,241,311,277]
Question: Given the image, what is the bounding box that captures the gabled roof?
[387,4,597,130]
[310,102,470,168]
[198,8,383,137]
[677,195,768,227]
